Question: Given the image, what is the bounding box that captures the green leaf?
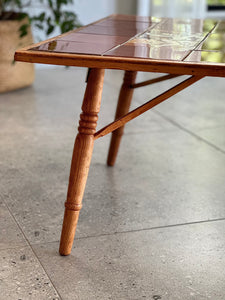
[39,12,45,22]
[53,9,60,23]
[14,0,23,9]
[34,23,44,30]
[19,23,29,38]
[46,24,54,35]
[17,13,28,21]
[2,0,80,37]
[60,20,74,33]
[48,0,53,8]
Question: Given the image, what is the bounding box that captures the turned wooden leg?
[107,71,137,166]
[59,68,105,256]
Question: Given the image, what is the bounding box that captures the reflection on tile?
[32,40,113,55]
[185,50,225,63]
[105,43,151,59]
[152,18,217,34]
[78,24,144,37]
[104,43,190,60]
[0,246,60,299]
[203,18,219,32]
[213,20,225,33]
[198,32,225,51]
[109,14,162,23]
[130,18,215,52]
[58,32,129,45]
[97,19,155,32]
[130,32,204,51]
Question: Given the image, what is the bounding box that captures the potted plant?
[0,0,80,93]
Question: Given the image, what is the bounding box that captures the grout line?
[123,124,225,137]
[124,129,179,135]
[102,22,159,56]
[152,109,225,155]
[30,217,225,247]
[2,198,63,300]
[182,22,218,61]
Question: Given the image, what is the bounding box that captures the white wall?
[74,0,116,25]
[116,0,137,16]
[74,0,136,25]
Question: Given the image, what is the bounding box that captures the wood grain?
[107,71,137,166]
[14,50,225,77]
[59,68,105,256]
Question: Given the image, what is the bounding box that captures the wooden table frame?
[58,68,204,255]
[15,14,225,255]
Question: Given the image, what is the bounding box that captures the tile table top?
[15,14,225,77]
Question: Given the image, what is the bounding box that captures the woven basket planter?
[0,17,35,93]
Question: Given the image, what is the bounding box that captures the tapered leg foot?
[59,68,105,256]
[59,210,80,256]
[107,71,137,166]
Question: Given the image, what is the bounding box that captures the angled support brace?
[94,75,204,140]
[130,74,181,89]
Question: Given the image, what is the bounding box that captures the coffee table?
[15,14,225,256]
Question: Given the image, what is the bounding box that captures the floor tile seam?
[152,110,225,155]
[132,96,225,134]
[2,199,63,300]
[123,127,184,136]
[126,100,225,132]
[122,119,225,136]
[1,193,30,236]
[194,125,225,132]
[30,217,225,247]
[76,217,225,239]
